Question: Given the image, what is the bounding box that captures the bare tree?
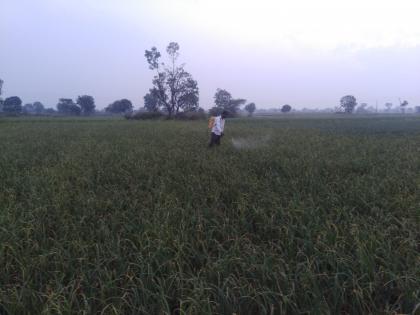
[0,79,3,96]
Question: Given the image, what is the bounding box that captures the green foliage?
[175,110,207,120]
[208,106,222,116]
[57,98,81,116]
[33,102,45,114]
[23,102,45,115]
[105,99,133,114]
[281,104,292,113]
[3,96,23,114]
[340,95,357,113]
[77,95,95,115]
[214,88,246,117]
[23,103,35,114]
[0,116,419,314]
[126,111,165,120]
[244,102,256,116]
[145,43,199,117]
[143,89,160,112]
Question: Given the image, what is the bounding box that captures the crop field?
[0,116,419,314]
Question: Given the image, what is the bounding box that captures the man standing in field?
[209,110,228,147]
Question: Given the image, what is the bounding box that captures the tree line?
[1,42,416,117]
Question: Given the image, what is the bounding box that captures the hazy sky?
[1,0,420,109]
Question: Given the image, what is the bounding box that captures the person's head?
[221,110,229,119]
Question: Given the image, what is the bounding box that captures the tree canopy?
[281,104,292,113]
[212,89,246,117]
[144,42,199,116]
[57,98,81,115]
[244,102,256,116]
[3,96,23,114]
[106,99,133,114]
[340,95,357,113]
[33,102,45,114]
[77,95,95,115]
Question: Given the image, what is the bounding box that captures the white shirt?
[211,116,225,135]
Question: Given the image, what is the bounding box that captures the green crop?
[0,116,419,314]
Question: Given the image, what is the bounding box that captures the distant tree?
[281,104,292,113]
[144,42,199,117]
[367,105,376,112]
[208,106,222,116]
[23,103,35,114]
[415,106,420,114]
[33,101,44,114]
[44,108,56,114]
[57,98,81,115]
[77,95,95,115]
[0,79,4,112]
[399,99,408,114]
[22,102,44,114]
[105,99,133,114]
[385,102,393,112]
[143,89,160,112]
[244,102,256,116]
[340,95,357,113]
[3,96,23,114]
[213,88,246,117]
[356,103,368,113]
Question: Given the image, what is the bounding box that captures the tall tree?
[244,102,256,116]
[340,95,357,113]
[144,42,199,117]
[213,88,246,117]
[3,96,23,114]
[57,98,81,115]
[77,95,95,115]
[0,79,3,97]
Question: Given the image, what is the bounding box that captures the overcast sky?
[1,0,420,109]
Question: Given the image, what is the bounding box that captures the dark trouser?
[209,132,221,147]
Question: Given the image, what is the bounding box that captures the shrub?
[175,111,207,120]
[125,111,165,120]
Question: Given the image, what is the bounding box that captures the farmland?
[0,116,419,314]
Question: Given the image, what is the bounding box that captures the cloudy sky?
[1,0,420,109]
